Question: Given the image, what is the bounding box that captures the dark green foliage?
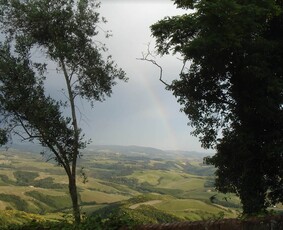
[0,42,77,166]
[0,128,8,145]
[13,171,39,186]
[0,174,15,185]
[2,220,75,230]
[25,191,71,211]
[151,0,283,214]
[0,194,28,211]
[33,177,68,189]
[0,173,67,189]
[209,194,241,209]
[90,201,182,230]
[89,163,135,177]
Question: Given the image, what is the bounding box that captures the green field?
[0,145,247,226]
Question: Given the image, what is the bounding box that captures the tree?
[0,0,126,223]
[150,0,283,214]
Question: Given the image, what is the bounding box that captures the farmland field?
[0,145,248,225]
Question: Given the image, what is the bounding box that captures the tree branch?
[14,114,41,140]
[137,44,170,87]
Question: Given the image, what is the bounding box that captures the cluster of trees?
[151,0,283,214]
[0,0,282,223]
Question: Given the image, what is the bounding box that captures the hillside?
[0,145,247,227]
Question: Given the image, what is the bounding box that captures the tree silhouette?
[151,0,283,214]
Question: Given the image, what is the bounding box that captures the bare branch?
[137,44,170,87]
[46,154,56,163]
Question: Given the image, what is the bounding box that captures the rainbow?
[140,74,179,150]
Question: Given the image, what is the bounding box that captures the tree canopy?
[0,0,126,223]
[151,0,283,214]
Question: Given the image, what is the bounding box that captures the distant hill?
[0,145,244,226]
[86,145,212,160]
[164,150,213,159]
[6,143,212,160]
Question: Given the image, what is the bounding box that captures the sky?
[2,0,211,153]
[73,0,210,152]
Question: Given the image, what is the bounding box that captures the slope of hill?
[0,145,244,228]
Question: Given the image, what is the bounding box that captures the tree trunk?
[68,174,81,224]
[239,152,267,215]
[60,57,81,223]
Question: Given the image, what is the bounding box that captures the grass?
[128,170,208,191]
[153,199,237,220]
[0,194,29,212]
[0,210,45,226]
[155,199,218,211]
[25,191,71,211]
[80,178,120,194]
[0,170,16,182]
[0,148,244,225]
[127,170,163,186]
[97,180,140,196]
[80,204,107,215]
[80,190,129,204]
[157,176,206,191]
[0,209,66,229]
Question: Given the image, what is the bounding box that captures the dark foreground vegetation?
[1,210,283,230]
[150,0,283,215]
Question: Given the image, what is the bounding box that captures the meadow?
[0,145,249,227]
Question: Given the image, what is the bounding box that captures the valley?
[0,145,244,226]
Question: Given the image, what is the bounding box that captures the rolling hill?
[0,144,245,228]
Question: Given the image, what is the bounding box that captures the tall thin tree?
[0,0,126,223]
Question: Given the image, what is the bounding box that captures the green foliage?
[0,0,126,224]
[33,177,68,189]
[0,194,29,212]
[0,42,76,167]
[127,194,165,204]
[90,201,182,229]
[209,194,241,209]
[183,163,215,176]
[0,172,67,189]
[13,171,39,186]
[0,148,244,220]
[151,0,283,215]
[25,191,71,211]
[4,222,74,230]
[204,179,215,188]
[0,210,73,230]
[0,128,8,146]
[0,174,15,185]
